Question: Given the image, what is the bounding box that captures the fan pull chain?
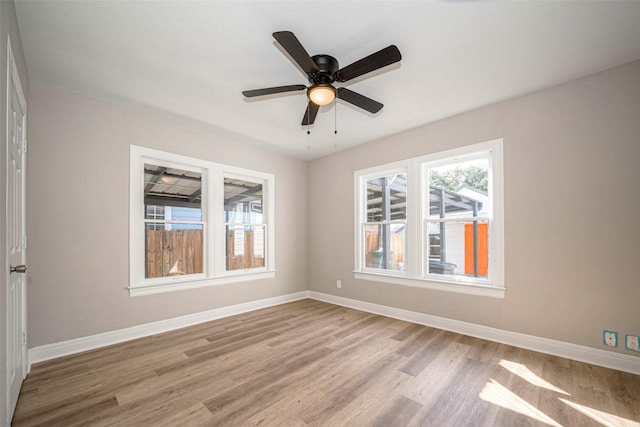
[334,97,338,134]
[307,104,311,135]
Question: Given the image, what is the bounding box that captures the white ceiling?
[15,1,640,160]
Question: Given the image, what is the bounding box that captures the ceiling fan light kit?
[308,84,335,106]
[242,31,401,127]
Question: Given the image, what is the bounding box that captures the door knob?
[10,264,27,274]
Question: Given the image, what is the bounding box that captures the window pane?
[145,205,165,223]
[168,207,202,222]
[224,178,263,223]
[366,173,406,222]
[145,223,203,278]
[226,225,265,270]
[426,220,489,278]
[144,164,202,220]
[428,159,488,220]
[364,223,405,271]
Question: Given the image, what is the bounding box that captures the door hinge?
[22,332,26,345]
[22,139,27,153]
[22,235,27,249]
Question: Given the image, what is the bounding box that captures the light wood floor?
[12,299,640,426]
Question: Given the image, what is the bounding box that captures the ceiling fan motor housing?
[309,54,339,85]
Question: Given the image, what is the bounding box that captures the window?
[363,172,407,272]
[425,155,491,282]
[144,164,205,279]
[130,146,275,296]
[354,139,504,298]
[224,177,265,271]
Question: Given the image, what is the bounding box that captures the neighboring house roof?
[455,184,488,197]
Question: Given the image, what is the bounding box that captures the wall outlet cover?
[625,335,639,352]
[603,330,618,347]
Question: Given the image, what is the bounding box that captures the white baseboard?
[29,290,639,376]
[308,291,640,376]
[28,291,308,367]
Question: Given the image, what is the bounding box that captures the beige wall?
[1,0,29,420]
[23,55,640,358]
[308,60,640,355]
[26,83,309,347]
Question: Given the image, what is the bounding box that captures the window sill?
[129,270,276,297]
[353,271,505,298]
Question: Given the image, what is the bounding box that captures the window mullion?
[144,220,206,225]
[426,216,492,224]
[406,159,421,279]
[211,167,224,278]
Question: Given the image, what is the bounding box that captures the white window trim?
[129,146,275,297]
[358,165,409,278]
[220,171,271,278]
[354,139,505,299]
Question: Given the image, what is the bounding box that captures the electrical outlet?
[336,280,342,289]
[603,330,618,347]
[625,335,639,352]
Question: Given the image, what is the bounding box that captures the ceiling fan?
[242,31,402,126]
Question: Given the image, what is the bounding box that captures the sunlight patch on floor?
[479,379,563,427]
[499,359,569,395]
[560,398,640,427]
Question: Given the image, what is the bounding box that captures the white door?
[6,38,27,424]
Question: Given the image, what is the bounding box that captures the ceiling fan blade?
[336,45,401,82]
[301,101,320,126]
[336,88,383,113]
[242,85,306,98]
[273,31,319,75]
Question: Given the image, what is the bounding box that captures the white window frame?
[220,172,270,277]
[354,139,505,298]
[357,165,409,278]
[129,146,275,296]
[140,158,208,285]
